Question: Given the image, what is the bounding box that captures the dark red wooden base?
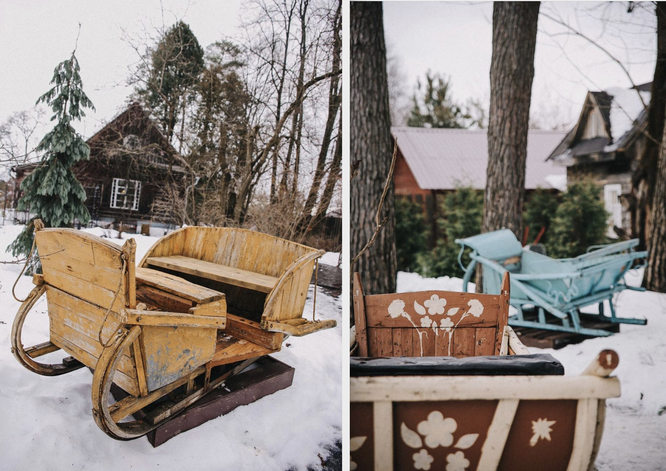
[110,356,294,446]
[147,356,294,447]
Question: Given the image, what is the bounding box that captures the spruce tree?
[8,52,94,260]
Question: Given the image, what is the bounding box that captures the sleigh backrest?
[34,222,139,395]
[353,272,510,358]
[138,226,322,327]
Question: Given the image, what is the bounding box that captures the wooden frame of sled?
[350,271,620,470]
[11,222,336,440]
[456,229,647,337]
[351,350,620,471]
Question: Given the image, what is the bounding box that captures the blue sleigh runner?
[456,230,647,337]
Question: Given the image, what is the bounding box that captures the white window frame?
[604,183,623,238]
[110,178,141,211]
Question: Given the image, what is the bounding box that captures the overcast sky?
[383,1,657,128]
[0,0,243,136]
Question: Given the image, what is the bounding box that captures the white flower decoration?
[421,316,433,328]
[424,294,447,315]
[440,317,454,331]
[467,299,484,317]
[446,451,470,471]
[388,299,406,318]
[413,449,434,470]
[350,436,367,471]
[417,411,457,448]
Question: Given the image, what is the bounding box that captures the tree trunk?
[483,2,540,236]
[646,107,666,292]
[350,2,397,295]
[312,114,342,227]
[633,3,666,251]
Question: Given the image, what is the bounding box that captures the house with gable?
[11,102,187,234]
[547,83,651,237]
[392,127,567,245]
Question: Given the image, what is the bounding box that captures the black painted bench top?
[350,354,564,377]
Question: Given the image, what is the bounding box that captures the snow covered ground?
[398,270,666,471]
[0,225,342,471]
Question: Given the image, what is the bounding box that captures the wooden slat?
[210,335,273,366]
[49,317,136,376]
[50,330,139,396]
[452,328,476,358]
[36,229,124,270]
[43,268,125,312]
[109,366,205,422]
[263,318,336,337]
[373,401,393,471]
[25,341,60,358]
[477,399,519,469]
[434,329,451,357]
[146,255,278,293]
[373,329,393,357]
[121,310,226,328]
[136,285,194,313]
[350,376,621,402]
[475,327,496,356]
[567,399,599,471]
[136,267,224,304]
[225,314,283,351]
[392,329,403,357]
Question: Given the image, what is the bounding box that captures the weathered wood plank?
[121,310,226,328]
[210,335,273,366]
[136,285,194,313]
[141,325,217,392]
[224,314,282,351]
[475,327,496,356]
[146,256,278,293]
[50,330,139,396]
[24,341,60,358]
[136,267,224,304]
[43,268,126,312]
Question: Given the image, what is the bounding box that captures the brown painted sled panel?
[497,400,577,471]
[350,402,375,471]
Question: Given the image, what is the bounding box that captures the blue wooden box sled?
[455,229,647,337]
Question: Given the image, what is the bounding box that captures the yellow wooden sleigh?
[11,222,336,440]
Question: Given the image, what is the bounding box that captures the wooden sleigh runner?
[350,272,620,471]
[11,222,336,440]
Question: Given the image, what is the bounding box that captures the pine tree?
[8,52,94,260]
[546,182,609,258]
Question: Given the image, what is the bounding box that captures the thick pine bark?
[351,2,397,294]
[646,101,666,292]
[633,3,666,251]
[483,2,540,235]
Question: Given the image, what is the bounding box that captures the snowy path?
[0,225,342,471]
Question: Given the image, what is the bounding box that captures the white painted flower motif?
[446,451,470,471]
[440,317,454,331]
[421,316,433,328]
[446,307,460,316]
[467,299,484,317]
[530,418,556,446]
[388,299,406,318]
[424,294,447,315]
[417,411,457,448]
[413,449,434,470]
[350,436,367,471]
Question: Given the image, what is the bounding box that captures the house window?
[603,184,623,238]
[110,178,141,211]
